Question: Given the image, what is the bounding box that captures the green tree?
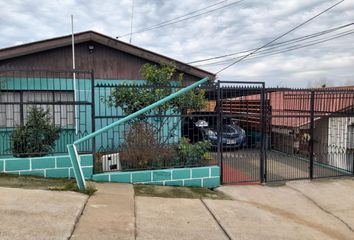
[106,63,211,169]
[11,106,61,157]
[107,62,207,115]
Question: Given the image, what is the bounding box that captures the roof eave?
[0,31,215,80]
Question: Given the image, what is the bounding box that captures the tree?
[106,63,210,169]
[11,106,61,157]
[107,62,207,115]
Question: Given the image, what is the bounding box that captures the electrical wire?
[215,0,345,74]
[194,25,354,67]
[188,23,354,64]
[197,30,354,67]
[117,0,245,38]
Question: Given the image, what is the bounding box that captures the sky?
[0,0,353,87]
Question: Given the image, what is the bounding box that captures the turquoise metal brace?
[67,77,209,190]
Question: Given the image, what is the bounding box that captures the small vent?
[102,153,121,172]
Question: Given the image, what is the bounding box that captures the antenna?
[129,0,135,44]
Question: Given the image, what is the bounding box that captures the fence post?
[309,90,315,179]
[216,81,223,182]
[91,70,96,174]
[260,84,266,183]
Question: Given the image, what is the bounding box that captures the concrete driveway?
[0,187,88,240]
[209,179,354,240]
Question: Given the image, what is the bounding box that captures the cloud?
[0,0,353,87]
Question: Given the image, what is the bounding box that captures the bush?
[176,137,212,166]
[119,122,211,169]
[11,106,60,157]
[120,122,176,170]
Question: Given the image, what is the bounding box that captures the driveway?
[0,187,88,240]
[217,149,351,183]
[210,179,354,240]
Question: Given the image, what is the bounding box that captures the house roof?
[0,30,215,80]
[227,86,354,128]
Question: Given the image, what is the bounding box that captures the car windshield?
[223,125,236,133]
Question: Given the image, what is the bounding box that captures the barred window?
[0,91,75,128]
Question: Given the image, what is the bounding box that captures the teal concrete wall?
[0,154,93,179]
[92,165,220,188]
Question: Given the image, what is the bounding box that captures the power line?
[193,23,354,66]
[188,23,354,64]
[196,29,354,67]
[117,0,244,38]
[215,0,345,74]
[118,0,227,38]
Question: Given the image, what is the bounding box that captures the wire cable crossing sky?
[0,0,353,87]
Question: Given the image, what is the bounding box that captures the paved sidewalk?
[0,187,87,240]
[71,183,135,240]
[70,178,354,240]
[5,178,353,239]
[136,196,228,240]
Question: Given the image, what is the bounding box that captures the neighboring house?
[0,31,215,156]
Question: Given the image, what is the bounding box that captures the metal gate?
[219,82,354,184]
[218,81,267,184]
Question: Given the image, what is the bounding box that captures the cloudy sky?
[0,0,353,87]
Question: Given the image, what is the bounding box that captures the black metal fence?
[220,84,354,183]
[92,82,217,173]
[1,68,353,184]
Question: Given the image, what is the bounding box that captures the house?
[0,31,215,157]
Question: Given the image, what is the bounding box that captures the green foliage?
[120,124,211,170]
[107,62,207,115]
[176,137,212,166]
[11,106,60,157]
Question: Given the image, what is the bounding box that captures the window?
[0,92,21,127]
[0,91,74,128]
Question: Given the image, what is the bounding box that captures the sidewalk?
[70,183,135,240]
[71,178,354,240]
[0,187,87,240]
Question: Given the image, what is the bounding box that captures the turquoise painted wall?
[92,165,220,188]
[0,154,93,179]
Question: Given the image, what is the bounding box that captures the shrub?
[120,122,176,170]
[11,106,60,157]
[119,123,211,169]
[176,137,212,166]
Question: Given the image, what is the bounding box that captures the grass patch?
[134,184,231,200]
[0,173,96,196]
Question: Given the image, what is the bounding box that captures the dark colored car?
[197,121,246,148]
[183,116,247,149]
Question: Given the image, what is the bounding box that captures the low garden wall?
[92,165,220,188]
[0,154,220,188]
[0,154,93,179]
